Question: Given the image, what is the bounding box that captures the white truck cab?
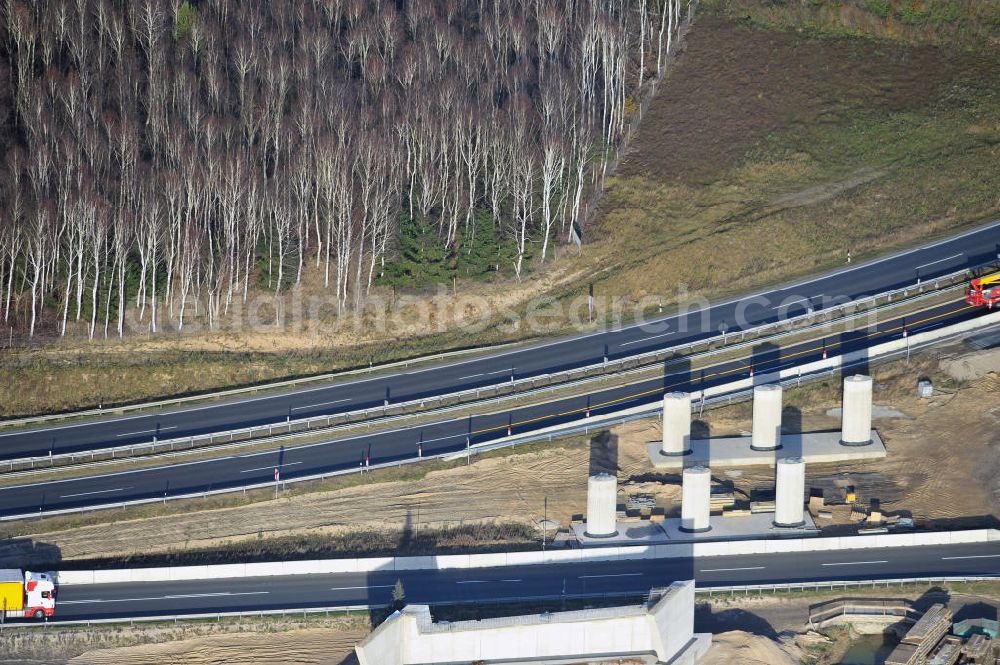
[24,571,56,619]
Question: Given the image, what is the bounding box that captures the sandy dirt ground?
[5,340,998,565]
[0,618,368,665]
[66,627,363,665]
[698,631,801,665]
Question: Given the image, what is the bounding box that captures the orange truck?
[966,271,1000,308]
[0,570,56,619]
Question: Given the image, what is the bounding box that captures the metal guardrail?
[0,340,526,430]
[0,268,976,474]
[0,604,377,628]
[809,599,916,628]
[699,576,1000,596]
[5,576,998,628]
[451,316,995,461]
[4,307,993,522]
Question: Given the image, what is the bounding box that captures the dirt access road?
[3,338,998,567]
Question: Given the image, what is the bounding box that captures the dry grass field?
[2,7,998,417]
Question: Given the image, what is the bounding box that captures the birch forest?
[0,0,686,339]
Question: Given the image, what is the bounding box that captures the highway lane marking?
[469,300,976,438]
[578,573,643,579]
[941,554,1000,560]
[3,297,980,499]
[456,579,522,584]
[0,382,362,438]
[916,253,963,272]
[240,461,303,474]
[330,585,395,591]
[783,220,994,291]
[116,426,176,438]
[60,591,269,604]
[619,331,675,347]
[700,567,766,573]
[459,367,516,379]
[291,398,352,412]
[821,561,889,567]
[59,486,132,499]
[778,295,819,308]
[12,300,975,496]
[2,222,994,445]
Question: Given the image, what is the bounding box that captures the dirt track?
[4,343,997,566]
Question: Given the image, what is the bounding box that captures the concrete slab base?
[657,511,818,542]
[571,512,818,546]
[646,430,886,469]
[571,520,672,546]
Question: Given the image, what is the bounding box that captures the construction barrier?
[54,528,1000,586]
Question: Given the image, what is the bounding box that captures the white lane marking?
[59,487,132,499]
[456,579,522,585]
[915,253,963,272]
[821,560,889,567]
[700,566,766,573]
[60,591,269,605]
[330,585,395,591]
[458,373,484,380]
[291,398,352,412]
[2,220,996,443]
[619,331,675,347]
[777,295,819,309]
[240,461,303,474]
[941,554,1000,560]
[419,432,467,445]
[116,426,176,438]
[579,573,643,579]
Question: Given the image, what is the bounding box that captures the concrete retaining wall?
[55,529,998,586]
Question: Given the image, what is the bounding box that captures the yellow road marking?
[470,300,977,437]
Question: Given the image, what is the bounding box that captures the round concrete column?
[585,473,618,538]
[661,392,692,457]
[680,465,711,533]
[751,384,783,451]
[774,457,806,528]
[840,374,873,446]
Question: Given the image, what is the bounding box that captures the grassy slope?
[584,10,1000,308]
[2,5,998,417]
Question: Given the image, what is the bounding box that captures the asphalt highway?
[0,296,990,519]
[35,542,1000,621]
[2,221,999,460]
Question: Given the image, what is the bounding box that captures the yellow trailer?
[0,569,25,614]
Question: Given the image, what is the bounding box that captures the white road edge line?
[579,573,643,579]
[330,585,395,591]
[941,554,1000,560]
[821,561,889,567]
[2,219,996,440]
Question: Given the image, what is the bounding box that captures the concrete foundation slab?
[571,520,673,546]
[646,430,886,469]
[657,511,818,541]
[571,512,818,546]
